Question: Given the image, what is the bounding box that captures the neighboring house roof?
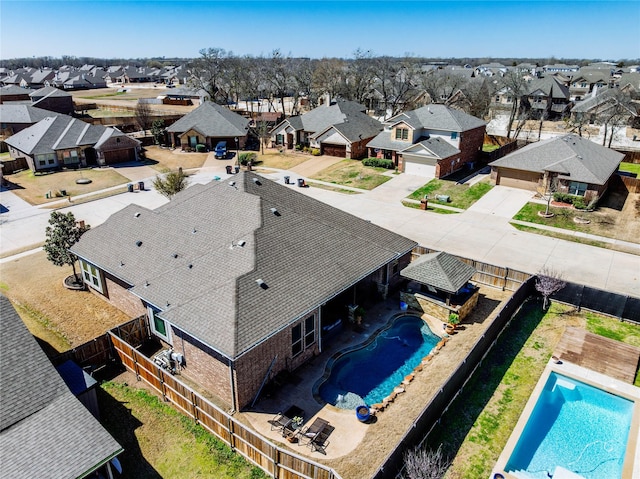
[386,104,486,132]
[166,101,249,137]
[400,251,476,294]
[0,85,32,97]
[0,104,54,124]
[312,110,383,142]
[489,134,624,185]
[71,173,417,359]
[30,85,72,99]
[571,87,635,114]
[401,137,460,159]
[5,115,139,155]
[526,76,570,100]
[276,99,375,137]
[0,295,122,479]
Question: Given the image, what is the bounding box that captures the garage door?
[102,148,136,165]
[404,159,436,178]
[321,144,346,158]
[498,168,540,191]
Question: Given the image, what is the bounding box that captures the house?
[270,99,383,159]
[29,85,74,115]
[570,85,639,129]
[163,86,210,106]
[0,295,123,479]
[489,134,624,201]
[0,85,32,104]
[568,69,612,101]
[70,172,417,411]
[166,101,250,151]
[0,104,54,138]
[521,76,572,119]
[5,115,141,172]
[542,63,580,74]
[366,104,486,178]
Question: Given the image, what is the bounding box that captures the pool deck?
[554,327,640,384]
[492,358,640,479]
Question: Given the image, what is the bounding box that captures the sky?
[1,0,639,61]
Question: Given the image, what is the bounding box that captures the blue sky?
[1,1,639,61]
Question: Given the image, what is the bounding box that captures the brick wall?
[87,273,147,318]
[458,126,485,166]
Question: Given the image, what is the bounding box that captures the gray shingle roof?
[489,134,624,185]
[527,76,570,100]
[0,85,32,96]
[386,104,486,132]
[30,85,71,99]
[401,137,460,159]
[314,110,383,142]
[400,252,476,293]
[71,173,417,359]
[0,104,54,124]
[0,295,122,479]
[166,101,249,137]
[5,115,139,155]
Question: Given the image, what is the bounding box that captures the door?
[189,136,197,148]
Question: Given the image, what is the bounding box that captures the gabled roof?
[312,109,383,142]
[386,104,486,132]
[489,134,624,185]
[526,76,570,100]
[282,99,373,136]
[29,85,72,99]
[166,101,249,137]
[5,115,139,155]
[400,252,476,294]
[0,85,32,97]
[0,295,122,479]
[400,137,460,159]
[0,104,54,124]
[71,173,417,359]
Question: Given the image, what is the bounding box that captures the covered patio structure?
[399,251,479,324]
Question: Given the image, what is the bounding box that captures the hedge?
[239,152,257,165]
[195,144,206,153]
[362,158,395,169]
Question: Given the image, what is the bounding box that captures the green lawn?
[482,144,500,152]
[311,159,392,190]
[100,381,266,479]
[427,300,640,478]
[619,162,640,175]
[407,179,493,210]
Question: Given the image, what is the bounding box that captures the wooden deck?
[554,327,640,384]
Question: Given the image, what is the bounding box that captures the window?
[148,306,171,343]
[568,181,588,196]
[395,128,409,140]
[276,134,284,145]
[292,315,316,356]
[80,259,103,293]
[450,132,458,140]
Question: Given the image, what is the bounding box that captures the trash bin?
[138,181,144,191]
[297,178,305,187]
[234,165,240,174]
[60,189,67,196]
[127,184,134,192]
[225,165,232,174]
[284,176,290,184]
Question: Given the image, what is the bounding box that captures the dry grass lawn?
[142,145,208,172]
[6,168,130,205]
[254,150,313,170]
[0,251,130,352]
[310,159,392,190]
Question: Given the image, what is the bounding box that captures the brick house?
[366,104,486,178]
[489,134,624,201]
[29,85,74,115]
[5,115,141,172]
[270,99,383,159]
[70,172,417,411]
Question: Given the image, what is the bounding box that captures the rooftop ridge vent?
[256,279,269,290]
[270,207,281,216]
[134,212,141,218]
[136,240,143,247]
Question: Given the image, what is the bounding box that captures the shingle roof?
[0,104,54,124]
[401,137,460,159]
[30,85,71,99]
[527,76,570,100]
[5,115,139,155]
[0,295,122,479]
[285,99,374,136]
[386,104,486,132]
[489,134,624,185]
[71,174,417,359]
[0,85,32,97]
[166,101,249,137]
[400,252,476,293]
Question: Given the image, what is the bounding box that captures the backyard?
[426,299,640,479]
[406,178,494,211]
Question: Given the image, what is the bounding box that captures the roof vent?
[144,280,150,287]
[188,264,193,269]
[252,178,262,185]
[173,253,178,258]
[134,212,141,218]
[120,261,125,267]
[136,240,143,247]
[166,301,170,308]
[228,181,236,188]
[270,207,281,216]
[192,228,197,234]
[256,279,269,290]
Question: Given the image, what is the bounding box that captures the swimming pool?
[317,315,440,409]
[504,372,634,479]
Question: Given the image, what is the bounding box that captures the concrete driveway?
[465,185,534,218]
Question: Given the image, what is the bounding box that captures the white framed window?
[304,315,315,348]
[292,315,316,357]
[148,306,172,343]
[395,128,409,140]
[80,259,103,293]
[568,181,588,196]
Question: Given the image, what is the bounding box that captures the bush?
[572,196,587,210]
[238,152,257,166]
[195,144,206,153]
[362,157,395,169]
[553,192,573,204]
[311,148,321,156]
[295,144,302,151]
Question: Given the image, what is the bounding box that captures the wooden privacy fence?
[412,246,532,291]
[108,332,341,479]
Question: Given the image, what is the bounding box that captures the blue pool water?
[505,372,634,479]
[318,315,440,408]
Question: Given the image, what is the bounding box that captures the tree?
[152,170,189,199]
[43,211,90,282]
[151,119,165,145]
[187,47,230,103]
[402,445,450,479]
[135,101,153,133]
[500,70,530,139]
[535,267,566,310]
[255,120,271,155]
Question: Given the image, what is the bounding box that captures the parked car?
[214,141,227,159]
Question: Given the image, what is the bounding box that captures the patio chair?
[268,412,291,435]
[299,417,330,452]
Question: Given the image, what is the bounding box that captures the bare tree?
[500,70,530,139]
[598,89,635,148]
[402,445,450,479]
[135,101,153,133]
[265,49,296,115]
[312,58,347,104]
[535,267,566,310]
[188,47,230,103]
[345,48,377,104]
[376,56,420,117]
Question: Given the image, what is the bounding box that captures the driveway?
[465,185,534,218]
[289,156,344,177]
